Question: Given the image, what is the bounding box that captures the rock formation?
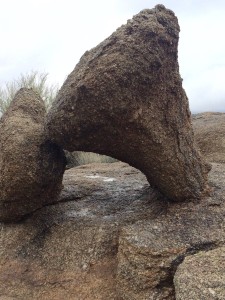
[0,161,225,299]
[0,4,224,299]
[0,88,66,222]
[192,112,225,163]
[174,246,225,300]
[46,4,209,201]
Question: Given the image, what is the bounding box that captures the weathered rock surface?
[116,162,225,299]
[0,161,225,299]
[0,162,162,299]
[0,88,66,222]
[192,112,225,163]
[174,247,225,300]
[46,5,209,202]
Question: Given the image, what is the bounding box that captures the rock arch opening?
[0,5,210,223]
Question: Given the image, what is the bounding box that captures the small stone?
[174,247,225,300]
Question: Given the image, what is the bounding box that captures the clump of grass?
[0,71,58,115]
[0,71,117,168]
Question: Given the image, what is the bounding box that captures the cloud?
[178,6,225,112]
[0,0,225,113]
[0,0,127,85]
[184,64,225,112]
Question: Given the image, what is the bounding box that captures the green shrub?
[0,71,58,115]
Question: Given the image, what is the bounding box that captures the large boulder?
[0,88,66,222]
[0,162,225,299]
[192,112,225,163]
[46,5,209,201]
[174,247,225,300]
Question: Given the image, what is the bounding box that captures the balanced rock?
[46,5,209,201]
[174,247,225,300]
[0,88,66,222]
[192,112,225,163]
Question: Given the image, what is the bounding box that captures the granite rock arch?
[46,5,209,202]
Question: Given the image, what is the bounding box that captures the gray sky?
[0,0,225,113]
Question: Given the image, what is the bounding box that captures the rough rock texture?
[0,161,225,299]
[46,5,209,202]
[174,247,225,300]
[0,88,66,222]
[0,162,163,300]
[116,162,225,299]
[192,112,225,163]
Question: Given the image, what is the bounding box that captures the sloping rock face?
[0,162,225,299]
[192,112,225,163]
[174,247,225,300]
[0,88,66,222]
[46,4,209,202]
[116,162,225,299]
[0,162,163,299]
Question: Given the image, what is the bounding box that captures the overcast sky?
[0,0,225,113]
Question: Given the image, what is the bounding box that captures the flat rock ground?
[0,160,225,300]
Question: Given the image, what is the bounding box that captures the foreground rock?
[0,88,66,222]
[192,112,225,163]
[0,162,225,299]
[46,5,209,202]
[0,162,162,299]
[174,247,225,300]
[116,163,225,299]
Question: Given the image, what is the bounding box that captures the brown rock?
[0,162,225,299]
[0,88,66,222]
[192,112,225,163]
[46,5,209,201]
[174,247,225,300]
[0,162,164,299]
[116,162,225,299]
